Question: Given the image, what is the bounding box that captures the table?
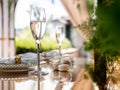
[0,57,91,90]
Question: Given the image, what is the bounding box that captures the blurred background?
[15,0,72,54]
[1,0,120,89]
[0,0,93,58]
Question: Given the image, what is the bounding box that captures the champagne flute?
[54,71,72,90]
[55,24,65,63]
[30,5,46,76]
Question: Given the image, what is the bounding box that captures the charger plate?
[0,67,34,73]
[0,58,37,69]
[0,71,37,80]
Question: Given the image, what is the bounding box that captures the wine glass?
[54,71,72,90]
[30,5,47,76]
[55,24,65,63]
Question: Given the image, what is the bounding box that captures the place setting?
[0,55,37,80]
[0,6,74,82]
[0,55,37,71]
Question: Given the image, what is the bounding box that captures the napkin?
[0,58,9,64]
[0,55,37,65]
[42,50,58,58]
[0,58,15,64]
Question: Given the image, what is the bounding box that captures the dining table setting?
[0,49,74,78]
[0,3,93,90]
[0,49,90,90]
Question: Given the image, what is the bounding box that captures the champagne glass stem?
[59,45,62,56]
[59,45,62,63]
[36,43,41,72]
[36,43,41,90]
[38,77,40,90]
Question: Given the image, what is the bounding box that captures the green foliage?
[84,0,120,89]
[88,0,94,14]
[15,27,72,54]
[40,36,72,52]
[15,27,36,54]
[85,61,94,80]
[85,0,120,56]
[95,0,120,55]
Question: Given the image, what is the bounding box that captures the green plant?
[85,61,94,80]
[84,0,120,90]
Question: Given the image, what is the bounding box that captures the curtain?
[61,0,91,39]
[0,0,17,89]
[0,0,17,58]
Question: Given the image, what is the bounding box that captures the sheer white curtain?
[0,1,2,58]
[61,0,90,39]
[0,0,17,90]
[62,0,90,25]
[0,0,16,58]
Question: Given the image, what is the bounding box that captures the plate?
[0,67,34,73]
[0,71,36,80]
[0,58,37,69]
